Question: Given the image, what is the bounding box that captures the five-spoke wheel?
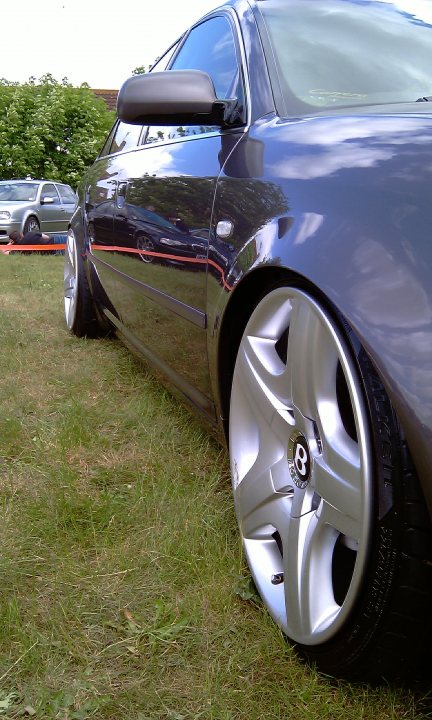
[229,283,432,680]
[230,286,371,646]
[64,230,79,331]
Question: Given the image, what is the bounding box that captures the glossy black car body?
[65,0,432,681]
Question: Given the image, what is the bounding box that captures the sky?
[5,0,432,90]
[2,0,221,89]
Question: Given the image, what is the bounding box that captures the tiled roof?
[92,89,118,111]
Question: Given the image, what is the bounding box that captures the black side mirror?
[117,70,236,127]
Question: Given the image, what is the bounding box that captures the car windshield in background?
[259,0,432,111]
[0,183,39,201]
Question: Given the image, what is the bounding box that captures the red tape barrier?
[0,244,66,254]
[0,243,232,290]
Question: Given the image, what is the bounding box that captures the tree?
[0,75,115,186]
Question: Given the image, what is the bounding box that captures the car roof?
[0,179,69,185]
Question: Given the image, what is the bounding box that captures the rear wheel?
[64,228,103,338]
[229,284,432,680]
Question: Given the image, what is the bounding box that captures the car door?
[38,182,63,233]
[56,184,77,230]
[89,12,247,416]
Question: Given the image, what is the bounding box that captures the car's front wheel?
[23,216,40,234]
[229,283,431,680]
[136,234,155,263]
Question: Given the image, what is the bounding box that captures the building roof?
[92,89,118,111]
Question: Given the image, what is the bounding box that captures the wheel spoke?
[283,511,340,639]
[231,343,292,487]
[235,454,292,539]
[286,298,339,420]
[234,333,291,427]
[313,445,363,540]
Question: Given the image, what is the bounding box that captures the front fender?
[210,111,432,515]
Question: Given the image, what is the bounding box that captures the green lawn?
[0,256,430,719]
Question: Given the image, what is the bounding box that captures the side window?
[171,16,241,100]
[146,15,243,145]
[110,121,143,154]
[58,185,77,204]
[41,183,60,203]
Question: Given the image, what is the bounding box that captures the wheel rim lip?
[64,229,78,330]
[229,286,372,646]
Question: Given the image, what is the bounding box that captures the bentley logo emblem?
[287,431,312,489]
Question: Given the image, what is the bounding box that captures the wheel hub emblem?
[288,431,312,489]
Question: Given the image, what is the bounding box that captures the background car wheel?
[229,283,432,680]
[64,228,104,338]
[136,234,155,263]
[23,216,40,234]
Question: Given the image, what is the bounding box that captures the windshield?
[258,0,432,112]
[0,183,39,201]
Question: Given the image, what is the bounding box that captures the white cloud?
[379,0,432,23]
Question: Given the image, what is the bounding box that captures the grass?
[0,255,430,719]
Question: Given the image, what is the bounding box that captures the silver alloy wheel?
[24,217,40,233]
[230,287,372,646]
[64,229,78,330]
[137,235,155,263]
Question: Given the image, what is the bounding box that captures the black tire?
[229,283,432,680]
[63,228,104,338]
[23,216,40,234]
[304,344,432,680]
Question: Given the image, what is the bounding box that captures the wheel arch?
[217,263,404,453]
[217,265,317,441]
[216,261,432,520]
[21,213,40,233]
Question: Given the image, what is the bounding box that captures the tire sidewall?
[301,327,404,678]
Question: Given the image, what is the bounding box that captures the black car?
[64,0,432,681]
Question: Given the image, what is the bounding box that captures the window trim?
[98,121,118,158]
[141,8,250,149]
[41,183,61,203]
[168,9,249,122]
[149,37,183,73]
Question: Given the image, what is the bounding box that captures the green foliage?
[0,74,115,186]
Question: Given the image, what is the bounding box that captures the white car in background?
[0,179,77,243]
